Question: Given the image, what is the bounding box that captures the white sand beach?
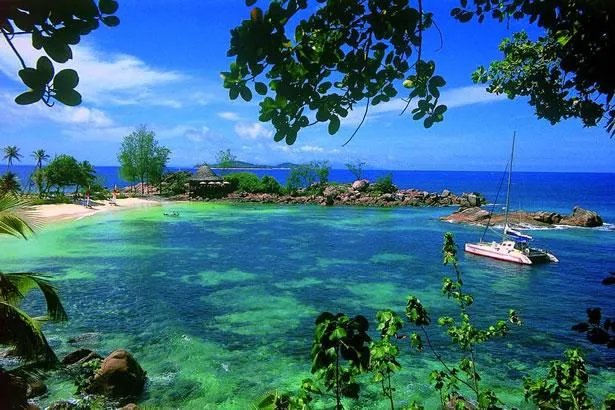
[31,197,161,224]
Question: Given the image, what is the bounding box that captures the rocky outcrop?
[560,206,603,227]
[224,186,486,208]
[84,349,146,398]
[442,206,604,228]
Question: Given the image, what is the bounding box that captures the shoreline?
[31,198,162,225]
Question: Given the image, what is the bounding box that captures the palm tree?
[32,149,50,170]
[0,172,21,196]
[3,145,22,170]
[28,150,50,193]
[0,195,67,362]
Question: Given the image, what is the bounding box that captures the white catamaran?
[464,134,558,265]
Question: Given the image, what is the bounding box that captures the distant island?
[196,160,299,169]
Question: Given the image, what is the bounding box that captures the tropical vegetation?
[118,125,170,194]
[0,195,68,363]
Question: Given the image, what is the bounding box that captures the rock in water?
[85,349,146,398]
[62,348,102,366]
[0,369,27,409]
[443,207,491,223]
[560,206,603,227]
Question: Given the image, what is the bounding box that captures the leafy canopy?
[1,0,120,107]
[226,0,614,143]
[224,0,447,145]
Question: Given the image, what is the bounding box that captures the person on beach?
[112,185,118,206]
[85,188,91,208]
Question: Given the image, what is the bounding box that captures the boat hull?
[465,242,557,265]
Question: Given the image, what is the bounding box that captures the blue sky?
[1,1,613,172]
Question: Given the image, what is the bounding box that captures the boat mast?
[503,132,515,240]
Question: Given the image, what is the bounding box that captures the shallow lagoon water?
[1,202,614,409]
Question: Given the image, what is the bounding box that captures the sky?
[0,1,613,172]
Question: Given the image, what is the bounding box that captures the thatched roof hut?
[189,164,223,183]
[188,165,230,198]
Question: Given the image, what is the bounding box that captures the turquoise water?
[1,202,614,409]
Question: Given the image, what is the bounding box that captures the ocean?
[1,166,614,409]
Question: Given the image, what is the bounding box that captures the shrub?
[287,161,331,191]
[162,171,190,196]
[260,175,281,194]
[224,172,262,193]
[370,174,397,194]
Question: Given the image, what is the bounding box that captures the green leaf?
[18,68,45,89]
[43,40,72,63]
[246,0,257,5]
[15,90,43,105]
[99,0,119,14]
[330,327,347,341]
[36,56,54,83]
[32,29,43,50]
[254,82,267,95]
[54,89,82,106]
[229,87,239,100]
[54,69,79,90]
[101,16,120,27]
[328,116,340,135]
[239,86,253,102]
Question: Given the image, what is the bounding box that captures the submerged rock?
[0,369,29,409]
[62,348,102,366]
[84,349,146,398]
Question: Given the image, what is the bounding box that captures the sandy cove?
[31,198,161,224]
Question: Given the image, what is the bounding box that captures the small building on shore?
[188,165,230,198]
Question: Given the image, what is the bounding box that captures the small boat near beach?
[464,133,558,265]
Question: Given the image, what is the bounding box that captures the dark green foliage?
[453,0,614,136]
[523,349,593,409]
[0,172,21,196]
[223,173,283,194]
[45,154,86,193]
[311,312,371,409]
[260,175,282,194]
[161,171,191,197]
[571,272,615,349]
[3,0,119,107]
[224,172,262,193]
[225,0,446,144]
[370,174,397,195]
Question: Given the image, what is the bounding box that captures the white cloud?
[0,38,187,107]
[300,145,324,153]
[218,112,242,121]
[234,122,273,140]
[158,124,221,143]
[0,92,114,128]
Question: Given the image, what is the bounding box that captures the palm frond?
[0,195,39,239]
[0,302,58,363]
[0,273,68,322]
